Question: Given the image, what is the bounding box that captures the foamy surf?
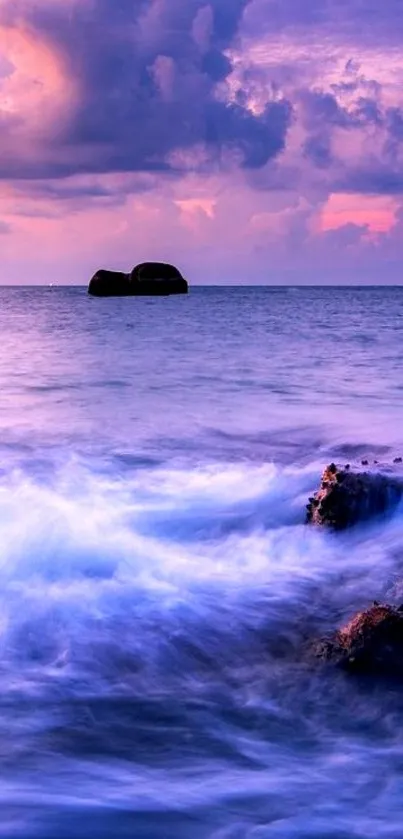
[0,458,400,697]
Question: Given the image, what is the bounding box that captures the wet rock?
[306,463,403,530]
[315,604,403,676]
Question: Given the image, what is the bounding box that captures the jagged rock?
[88,262,188,297]
[315,604,403,676]
[306,463,403,530]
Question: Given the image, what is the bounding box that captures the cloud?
[0,0,401,197]
[0,0,403,283]
[0,0,292,180]
[334,165,403,196]
[228,19,403,203]
[243,0,403,44]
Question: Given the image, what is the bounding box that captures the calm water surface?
[0,286,402,838]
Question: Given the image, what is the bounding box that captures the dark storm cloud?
[7,173,158,216]
[1,0,402,201]
[243,0,403,42]
[334,167,403,196]
[299,87,380,172]
[353,98,383,127]
[0,0,292,180]
[300,90,354,130]
[303,135,332,169]
[296,81,403,194]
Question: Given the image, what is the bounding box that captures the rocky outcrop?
[88,270,131,297]
[129,262,188,295]
[88,262,188,296]
[306,463,403,530]
[315,603,403,676]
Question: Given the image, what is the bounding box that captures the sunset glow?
[0,0,401,283]
[0,22,76,132]
[321,194,398,235]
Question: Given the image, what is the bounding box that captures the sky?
[0,0,403,284]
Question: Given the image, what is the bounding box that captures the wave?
[0,458,401,697]
[0,459,402,835]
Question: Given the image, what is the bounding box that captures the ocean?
[0,285,402,838]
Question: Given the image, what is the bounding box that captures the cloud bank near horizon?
[0,0,402,284]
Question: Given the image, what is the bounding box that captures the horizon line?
[0,283,402,290]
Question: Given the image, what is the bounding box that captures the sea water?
[0,285,402,838]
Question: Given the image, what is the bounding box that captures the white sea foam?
[0,459,400,691]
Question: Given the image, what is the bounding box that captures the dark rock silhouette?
[88,262,188,297]
[315,603,403,676]
[88,270,131,297]
[306,463,403,530]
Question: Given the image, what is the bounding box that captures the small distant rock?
[88,262,188,296]
[306,463,403,530]
[315,604,403,677]
[88,269,130,297]
[394,457,403,464]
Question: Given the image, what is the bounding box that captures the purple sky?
[0,0,402,284]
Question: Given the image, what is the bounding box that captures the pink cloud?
[0,18,78,149]
[320,193,398,235]
[0,0,402,283]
